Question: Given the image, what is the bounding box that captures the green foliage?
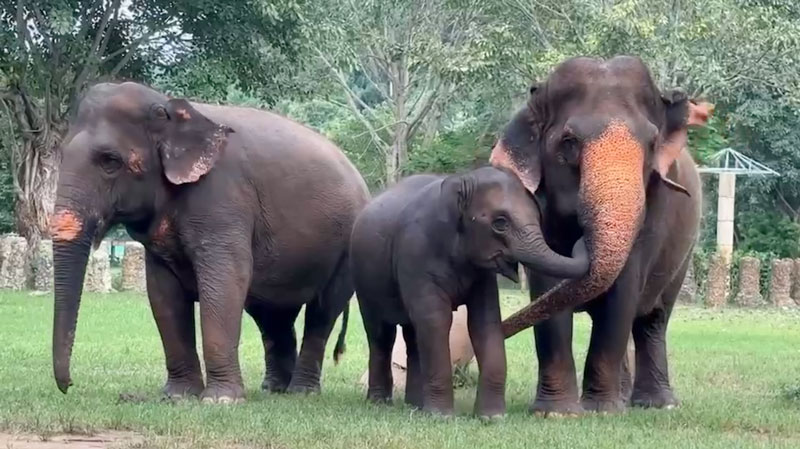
[736,211,800,258]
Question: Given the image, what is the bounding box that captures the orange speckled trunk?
[503,122,646,338]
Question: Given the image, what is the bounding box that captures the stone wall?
[83,241,112,293]
[792,258,800,306]
[0,234,28,290]
[120,242,147,293]
[677,262,697,304]
[733,256,763,307]
[768,258,795,308]
[705,253,730,308]
[32,240,54,292]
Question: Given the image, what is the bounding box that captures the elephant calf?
[350,167,588,418]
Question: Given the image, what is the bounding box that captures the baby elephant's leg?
[408,301,455,416]
[467,275,506,419]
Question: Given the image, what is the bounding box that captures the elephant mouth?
[493,255,519,283]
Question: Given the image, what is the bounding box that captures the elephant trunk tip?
[56,376,71,394]
[53,359,72,394]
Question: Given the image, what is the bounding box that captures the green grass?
[1,291,800,448]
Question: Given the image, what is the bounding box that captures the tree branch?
[316,49,390,148]
[407,79,444,140]
[97,0,122,57]
[71,1,119,103]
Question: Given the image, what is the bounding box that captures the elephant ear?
[441,173,472,232]
[150,99,235,185]
[656,88,714,195]
[489,85,544,195]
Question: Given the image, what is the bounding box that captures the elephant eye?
[94,150,123,174]
[491,216,509,233]
[560,135,580,165]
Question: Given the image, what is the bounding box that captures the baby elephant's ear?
[441,174,471,231]
[151,99,235,185]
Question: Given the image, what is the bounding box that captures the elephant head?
[490,56,713,338]
[51,82,234,393]
[441,166,589,282]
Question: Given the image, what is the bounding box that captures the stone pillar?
[121,242,147,293]
[0,234,29,290]
[768,259,795,308]
[791,258,800,306]
[83,241,112,293]
[705,252,730,308]
[734,256,763,307]
[359,305,473,391]
[32,240,54,292]
[677,262,697,304]
[716,173,736,263]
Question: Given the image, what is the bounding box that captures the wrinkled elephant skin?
[350,167,588,418]
[52,82,370,402]
[490,56,709,414]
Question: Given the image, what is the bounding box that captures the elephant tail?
[333,305,349,365]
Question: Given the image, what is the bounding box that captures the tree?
[304,0,504,186]
[0,0,304,243]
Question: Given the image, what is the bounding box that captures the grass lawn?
[1,290,800,448]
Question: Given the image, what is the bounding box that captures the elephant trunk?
[51,208,95,393]
[502,121,645,338]
[512,222,589,279]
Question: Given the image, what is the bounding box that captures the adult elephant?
[490,56,712,414]
[51,82,370,402]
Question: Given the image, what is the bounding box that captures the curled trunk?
[512,226,588,279]
[502,122,646,338]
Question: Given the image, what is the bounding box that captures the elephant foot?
[200,382,245,404]
[367,389,393,404]
[261,376,291,394]
[475,399,506,420]
[162,377,204,400]
[581,396,627,414]
[286,381,321,395]
[529,398,584,418]
[631,388,680,409]
[422,405,455,418]
[478,413,505,423]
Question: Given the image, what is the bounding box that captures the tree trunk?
[387,125,409,186]
[6,92,65,242]
[16,135,61,241]
[386,54,409,186]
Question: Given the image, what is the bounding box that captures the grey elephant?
[51,82,370,402]
[490,56,713,414]
[350,167,588,418]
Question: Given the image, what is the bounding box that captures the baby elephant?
[350,166,589,418]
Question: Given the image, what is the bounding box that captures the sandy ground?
[0,431,144,449]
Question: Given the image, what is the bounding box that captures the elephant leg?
[581,282,639,413]
[245,301,301,393]
[363,314,396,404]
[631,263,685,409]
[531,311,581,416]
[195,247,252,403]
[403,325,423,409]
[619,334,635,403]
[288,256,353,394]
[146,253,204,399]
[414,310,454,416]
[467,275,506,419]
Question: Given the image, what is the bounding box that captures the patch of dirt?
[0,431,144,449]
